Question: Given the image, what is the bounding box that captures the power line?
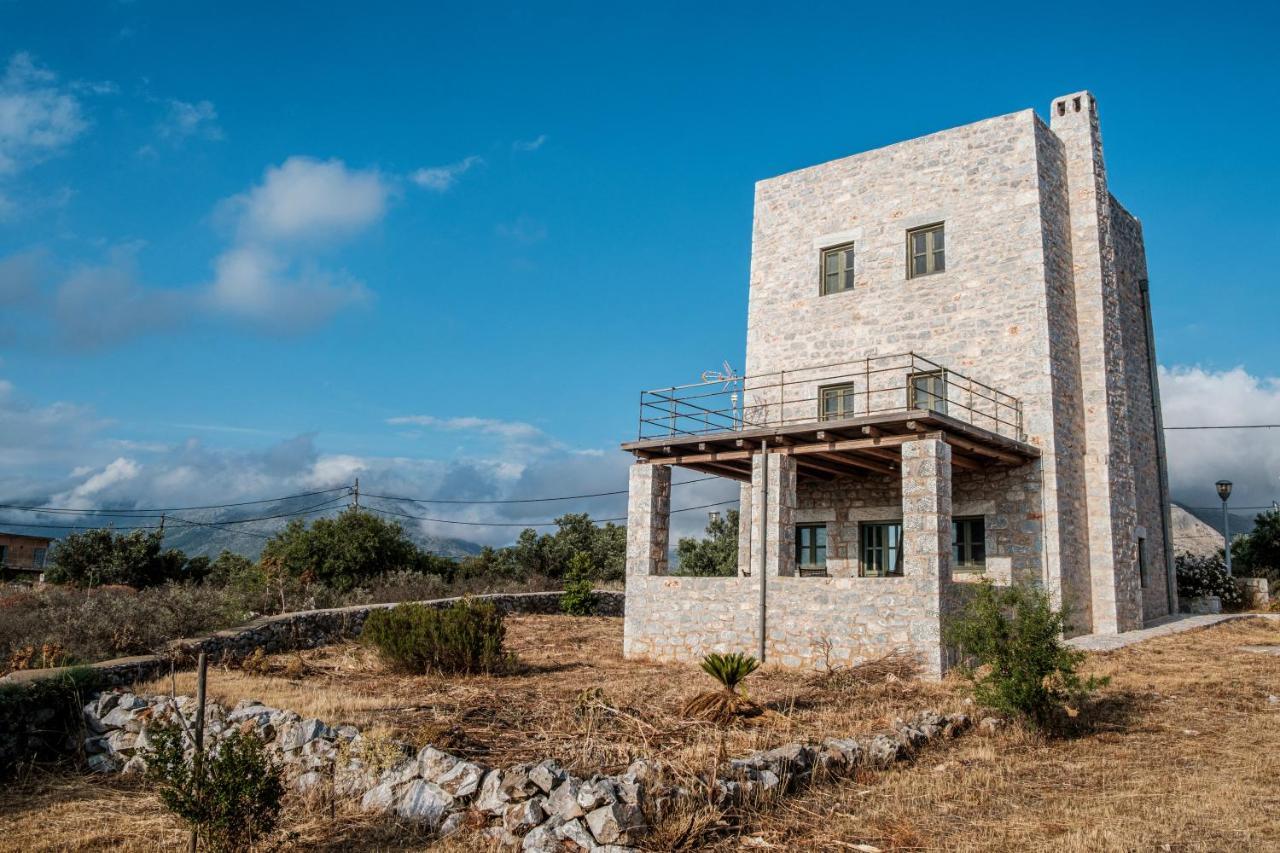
[0,495,351,535]
[363,497,740,528]
[0,485,352,516]
[362,476,719,506]
[1164,424,1280,430]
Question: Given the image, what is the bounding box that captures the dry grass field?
[0,614,1277,851]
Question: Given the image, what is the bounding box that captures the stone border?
[83,687,972,851]
[0,590,625,688]
[1066,612,1279,652]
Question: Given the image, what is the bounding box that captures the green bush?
[675,510,740,576]
[1175,552,1246,610]
[45,528,197,588]
[362,598,508,674]
[945,580,1106,729]
[145,724,284,853]
[700,651,760,693]
[560,552,595,616]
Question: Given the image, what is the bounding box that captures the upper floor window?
[819,382,857,421]
[796,524,828,576]
[907,223,945,278]
[908,369,948,414]
[952,517,986,571]
[860,521,903,577]
[821,243,855,295]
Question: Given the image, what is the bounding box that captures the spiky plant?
[681,651,762,722]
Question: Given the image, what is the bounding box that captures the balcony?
[622,353,1037,481]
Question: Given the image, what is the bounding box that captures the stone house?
[0,531,53,579]
[621,92,1174,677]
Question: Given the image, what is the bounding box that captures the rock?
[86,753,118,774]
[896,726,928,750]
[335,759,377,797]
[625,758,660,783]
[83,707,107,735]
[504,796,547,835]
[227,704,273,725]
[484,826,521,847]
[585,801,645,845]
[529,759,565,794]
[116,693,148,711]
[379,757,421,787]
[395,779,455,828]
[556,818,596,851]
[547,777,584,819]
[866,735,904,768]
[335,724,360,740]
[281,718,332,752]
[713,779,741,807]
[360,782,398,813]
[100,706,137,729]
[759,743,814,774]
[614,777,642,806]
[436,760,486,798]
[978,716,1003,736]
[84,735,109,755]
[1267,695,1279,706]
[95,692,121,717]
[295,770,325,794]
[499,765,541,800]
[821,737,864,771]
[105,729,138,755]
[943,713,971,737]
[576,778,618,811]
[417,746,460,782]
[522,816,566,851]
[475,769,513,814]
[438,811,466,839]
[121,755,147,775]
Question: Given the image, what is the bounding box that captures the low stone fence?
[1,590,625,689]
[83,687,972,851]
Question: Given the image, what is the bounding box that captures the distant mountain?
[1173,501,1259,541]
[0,494,484,561]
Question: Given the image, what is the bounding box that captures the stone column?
[625,463,671,578]
[737,481,753,576]
[750,451,797,577]
[901,438,952,678]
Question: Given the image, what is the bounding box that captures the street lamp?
[1215,479,1233,575]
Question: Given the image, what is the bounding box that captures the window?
[952,517,986,571]
[861,522,903,577]
[906,223,945,278]
[908,370,948,414]
[33,547,46,569]
[1138,536,1148,588]
[796,524,828,576]
[819,383,857,421]
[821,243,855,295]
[0,545,6,567]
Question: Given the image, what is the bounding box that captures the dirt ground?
[1,615,1277,851]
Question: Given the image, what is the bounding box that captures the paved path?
[1067,612,1279,652]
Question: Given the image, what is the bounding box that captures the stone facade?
[624,91,1172,675]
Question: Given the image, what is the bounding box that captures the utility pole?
[352,478,359,512]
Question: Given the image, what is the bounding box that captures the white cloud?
[0,52,88,174]
[52,456,141,506]
[233,156,390,243]
[410,155,482,192]
[206,244,368,331]
[1160,365,1280,511]
[496,215,547,244]
[158,98,222,142]
[512,134,547,152]
[53,246,188,347]
[386,415,543,440]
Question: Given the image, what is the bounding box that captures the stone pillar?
[901,438,952,678]
[625,463,671,577]
[737,481,753,576]
[750,451,796,577]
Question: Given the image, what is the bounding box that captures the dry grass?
[1,616,1276,851]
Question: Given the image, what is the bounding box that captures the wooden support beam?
[770,432,927,456]
[647,448,753,466]
[861,425,884,437]
[904,420,928,434]
[667,461,752,482]
[812,451,896,474]
[947,452,981,471]
[793,457,846,478]
[942,433,1023,465]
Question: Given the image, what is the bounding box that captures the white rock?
[555,818,596,850]
[295,770,325,794]
[360,782,398,813]
[529,759,564,793]
[436,760,486,798]
[416,746,459,782]
[475,769,512,814]
[585,801,644,845]
[438,811,466,839]
[547,777,584,819]
[522,816,566,852]
[395,780,455,828]
[379,757,421,787]
[577,778,617,811]
[504,796,547,834]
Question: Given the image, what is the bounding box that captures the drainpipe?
[757,440,768,662]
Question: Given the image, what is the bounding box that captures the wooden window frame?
[952,516,987,572]
[818,382,857,422]
[859,520,904,578]
[906,223,945,278]
[907,369,948,414]
[820,242,856,295]
[796,523,828,576]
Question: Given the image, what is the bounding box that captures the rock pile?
[83,690,970,851]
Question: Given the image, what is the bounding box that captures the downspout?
[757,440,768,662]
[1141,278,1177,615]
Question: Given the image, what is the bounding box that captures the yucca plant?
[681,651,762,722]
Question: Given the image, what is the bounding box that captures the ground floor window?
[1138,536,1148,588]
[952,516,986,571]
[860,521,903,577]
[796,523,828,575]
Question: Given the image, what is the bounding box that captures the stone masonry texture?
[623,91,1172,675]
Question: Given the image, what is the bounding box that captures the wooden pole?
[190,651,207,853]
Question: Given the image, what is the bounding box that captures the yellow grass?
[1,615,1277,851]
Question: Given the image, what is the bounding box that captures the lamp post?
[1215,479,1233,575]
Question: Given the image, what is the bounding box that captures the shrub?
[560,552,595,616]
[259,509,436,592]
[145,724,284,853]
[0,666,102,778]
[1175,552,1245,610]
[362,598,508,674]
[45,528,196,588]
[945,580,1106,729]
[681,651,761,721]
[675,510,740,576]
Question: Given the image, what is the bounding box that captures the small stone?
[105,729,138,755]
[438,811,466,839]
[866,735,904,767]
[86,753,118,774]
[529,759,565,794]
[475,769,512,814]
[499,765,541,800]
[436,760,486,798]
[100,706,136,729]
[522,816,566,852]
[547,777,584,819]
[335,724,360,740]
[978,716,1003,736]
[585,801,645,845]
[280,717,332,751]
[576,778,617,811]
[295,770,325,794]
[395,779,455,828]
[417,746,460,781]
[121,755,147,775]
[360,782,398,813]
[503,796,547,835]
[555,818,596,850]
[379,757,421,787]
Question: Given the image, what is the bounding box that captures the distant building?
[0,531,53,577]
[621,91,1173,677]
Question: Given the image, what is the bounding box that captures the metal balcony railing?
[637,352,1024,441]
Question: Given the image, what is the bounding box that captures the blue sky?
[1,1,1278,544]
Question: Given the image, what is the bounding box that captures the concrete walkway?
[1066,612,1279,652]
